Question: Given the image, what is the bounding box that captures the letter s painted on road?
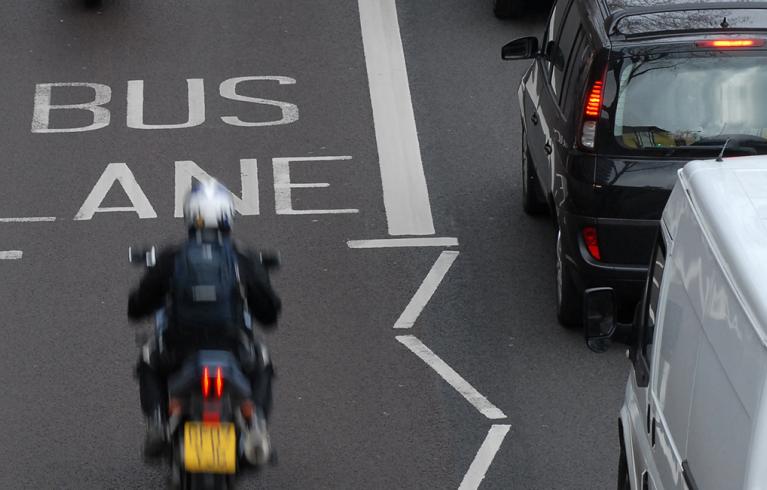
[220,76,299,127]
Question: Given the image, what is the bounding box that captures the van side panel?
[746,379,767,488]
[676,186,767,489]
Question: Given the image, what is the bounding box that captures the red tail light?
[580,77,605,150]
[696,39,765,48]
[584,80,604,118]
[202,366,210,398]
[582,226,601,261]
[215,367,224,398]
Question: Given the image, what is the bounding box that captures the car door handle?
[544,142,552,155]
[531,113,539,125]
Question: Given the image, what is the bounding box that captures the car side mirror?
[584,287,617,353]
[259,250,281,271]
[501,36,539,60]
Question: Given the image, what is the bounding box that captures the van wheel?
[494,0,524,18]
[556,230,581,328]
[521,131,547,215]
[617,442,630,490]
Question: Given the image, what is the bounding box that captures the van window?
[607,50,767,156]
[633,234,666,386]
[644,239,666,366]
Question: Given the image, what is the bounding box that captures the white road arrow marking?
[396,335,506,420]
[459,424,512,490]
[394,251,459,328]
[0,251,23,260]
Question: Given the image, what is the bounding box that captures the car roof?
[680,155,767,345]
[588,0,767,43]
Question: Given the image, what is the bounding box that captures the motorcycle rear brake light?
[215,367,224,398]
[696,39,765,48]
[202,366,210,398]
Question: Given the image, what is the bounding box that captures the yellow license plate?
[183,422,236,474]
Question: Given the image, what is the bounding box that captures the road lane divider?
[395,335,506,420]
[0,217,56,222]
[458,424,512,490]
[358,0,435,236]
[394,251,459,329]
[0,251,23,260]
[347,237,458,249]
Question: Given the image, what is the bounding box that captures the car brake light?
[696,39,765,48]
[584,80,604,118]
[580,79,604,150]
[582,226,601,261]
[202,366,210,398]
[215,367,224,398]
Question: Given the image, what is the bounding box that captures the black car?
[494,0,525,18]
[503,1,767,326]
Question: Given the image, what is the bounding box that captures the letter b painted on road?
[32,83,112,133]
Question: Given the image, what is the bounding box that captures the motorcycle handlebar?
[128,246,156,268]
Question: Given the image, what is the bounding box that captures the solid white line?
[0,251,23,260]
[394,251,459,329]
[358,0,436,236]
[396,335,507,420]
[0,217,56,222]
[347,237,458,249]
[459,424,512,490]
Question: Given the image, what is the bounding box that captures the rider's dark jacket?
[128,243,281,331]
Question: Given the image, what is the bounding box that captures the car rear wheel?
[521,131,548,215]
[556,230,581,328]
[494,0,525,18]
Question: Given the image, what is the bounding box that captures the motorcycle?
[129,246,279,490]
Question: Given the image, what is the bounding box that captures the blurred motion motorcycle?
[129,246,279,490]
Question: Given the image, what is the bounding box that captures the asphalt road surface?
[0,1,627,488]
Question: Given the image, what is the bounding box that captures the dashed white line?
[358,0,436,236]
[459,424,512,490]
[0,251,23,260]
[0,217,56,222]
[394,251,459,329]
[396,335,507,420]
[347,237,458,248]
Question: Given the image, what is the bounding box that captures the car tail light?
[696,39,765,48]
[582,226,601,261]
[580,79,605,150]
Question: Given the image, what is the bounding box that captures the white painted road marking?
[0,251,23,260]
[273,156,359,215]
[74,163,157,220]
[394,251,459,329]
[459,425,512,490]
[0,217,56,222]
[396,335,507,420]
[347,237,458,248]
[358,0,435,236]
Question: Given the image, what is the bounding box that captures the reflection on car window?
[613,52,767,151]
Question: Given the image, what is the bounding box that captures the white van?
[585,155,767,490]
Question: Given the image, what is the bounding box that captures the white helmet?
[183,180,235,231]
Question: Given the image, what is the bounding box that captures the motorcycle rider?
[127,180,281,464]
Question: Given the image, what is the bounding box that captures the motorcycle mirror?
[259,250,281,270]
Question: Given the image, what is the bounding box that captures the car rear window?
[610,50,767,154]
